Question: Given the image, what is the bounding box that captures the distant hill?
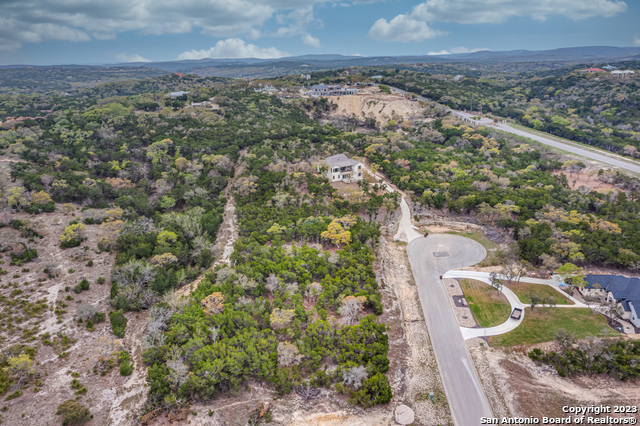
[121,46,640,77]
[2,46,639,85]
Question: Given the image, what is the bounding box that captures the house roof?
[166,91,190,97]
[325,153,360,168]
[584,68,605,72]
[585,274,640,311]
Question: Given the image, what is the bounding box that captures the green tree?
[555,263,586,295]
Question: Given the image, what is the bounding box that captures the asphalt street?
[407,234,493,426]
[389,86,640,175]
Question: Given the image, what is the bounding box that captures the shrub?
[118,351,134,376]
[97,277,105,285]
[10,248,38,265]
[56,400,92,425]
[109,311,127,338]
[0,369,10,396]
[86,260,93,267]
[60,223,85,248]
[73,278,90,294]
[85,319,94,331]
[348,373,392,408]
[5,390,22,400]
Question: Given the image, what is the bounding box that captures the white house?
[323,154,364,183]
[611,70,635,79]
[582,274,640,328]
[165,91,190,98]
[301,74,311,80]
[307,84,358,97]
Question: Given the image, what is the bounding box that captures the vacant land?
[327,92,424,125]
[505,282,573,305]
[447,231,497,251]
[488,308,615,347]
[459,279,511,327]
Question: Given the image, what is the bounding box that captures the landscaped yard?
[505,282,573,305]
[488,308,616,347]
[459,279,512,328]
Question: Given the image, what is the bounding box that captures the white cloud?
[370,0,626,43]
[634,35,640,47]
[412,0,627,24]
[428,47,489,55]
[302,34,321,47]
[271,6,323,47]
[116,53,151,62]
[368,14,446,42]
[246,28,262,41]
[0,0,287,51]
[177,38,287,60]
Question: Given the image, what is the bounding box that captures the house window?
[358,173,361,177]
[358,165,362,169]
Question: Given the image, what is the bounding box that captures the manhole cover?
[433,251,449,257]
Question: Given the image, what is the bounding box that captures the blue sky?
[0,0,638,65]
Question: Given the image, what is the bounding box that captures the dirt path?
[106,312,151,426]
[175,162,241,297]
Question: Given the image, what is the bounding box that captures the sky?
[0,0,638,65]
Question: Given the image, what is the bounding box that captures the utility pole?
[471,95,473,114]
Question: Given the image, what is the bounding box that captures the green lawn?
[488,308,616,347]
[459,279,511,328]
[505,282,573,305]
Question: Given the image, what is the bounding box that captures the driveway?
[407,235,493,425]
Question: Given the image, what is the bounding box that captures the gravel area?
[443,278,477,328]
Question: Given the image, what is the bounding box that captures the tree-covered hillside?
[379,66,640,157]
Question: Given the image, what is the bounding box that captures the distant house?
[254,84,278,93]
[306,84,357,97]
[323,154,364,183]
[582,274,640,327]
[371,75,383,79]
[453,75,464,82]
[581,68,606,73]
[603,65,617,70]
[301,74,311,80]
[166,91,190,98]
[611,70,635,79]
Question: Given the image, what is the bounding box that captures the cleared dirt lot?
[327,92,424,125]
[472,346,640,423]
[0,206,146,426]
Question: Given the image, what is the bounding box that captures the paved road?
[407,235,493,425]
[388,86,640,175]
